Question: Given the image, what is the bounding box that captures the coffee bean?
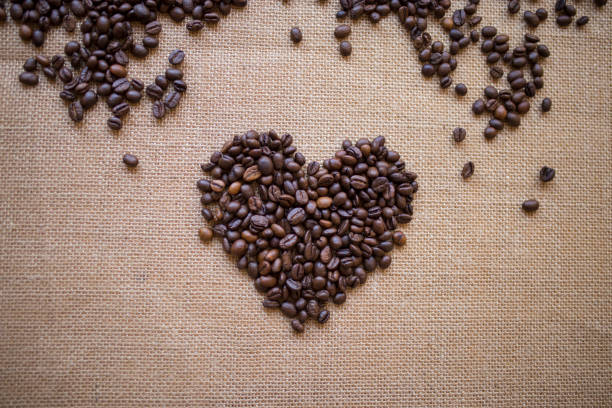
[42,67,56,80]
[339,41,352,56]
[173,80,187,93]
[18,71,39,86]
[461,161,474,178]
[334,24,351,38]
[453,127,466,142]
[112,102,130,117]
[455,83,467,96]
[68,101,83,122]
[540,166,555,182]
[168,49,185,65]
[524,11,540,27]
[187,20,204,31]
[576,16,589,26]
[536,8,548,20]
[107,116,122,130]
[484,126,497,139]
[541,97,552,112]
[472,99,485,114]
[522,199,539,212]
[317,310,330,323]
[146,84,164,100]
[145,21,162,36]
[123,153,139,167]
[291,319,304,333]
[490,66,503,79]
[164,91,181,109]
[508,0,520,14]
[165,68,183,81]
[556,15,572,26]
[290,27,302,43]
[482,26,497,38]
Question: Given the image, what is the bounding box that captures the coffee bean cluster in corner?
[9,0,247,129]
[197,131,417,332]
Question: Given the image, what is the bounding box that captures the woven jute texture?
[1,1,611,406]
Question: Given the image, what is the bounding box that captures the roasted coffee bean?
[18,71,39,86]
[145,21,162,36]
[334,24,351,38]
[455,83,467,96]
[164,91,181,109]
[508,0,520,14]
[522,199,539,212]
[524,11,539,27]
[490,66,503,79]
[68,101,83,122]
[42,66,56,79]
[23,57,37,72]
[339,41,352,56]
[472,99,485,114]
[290,27,302,43]
[123,153,138,167]
[576,16,589,26]
[540,166,555,182]
[556,15,572,26]
[536,8,548,20]
[165,68,183,81]
[453,127,466,142]
[484,126,497,139]
[107,116,122,130]
[146,84,164,100]
[461,161,474,178]
[173,80,187,93]
[541,97,552,112]
[168,49,185,65]
[112,102,130,117]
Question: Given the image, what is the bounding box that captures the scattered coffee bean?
[290,27,302,43]
[453,127,466,142]
[123,153,139,167]
[339,41,352,56]
[455,83,467,96]
[168,49,185,65]
[461,161,474,178]
[576,16,589,26]
[522,199,539,212]
[18,71,39,86]
[107,116,122,130]
[541,97,552,112]
[334,24,351,38]
[540,166,555,182]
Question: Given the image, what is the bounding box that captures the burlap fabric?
[1,1,611,406]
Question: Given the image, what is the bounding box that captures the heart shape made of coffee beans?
[198,130,417,333]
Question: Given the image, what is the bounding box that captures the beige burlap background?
[1,1,611,406]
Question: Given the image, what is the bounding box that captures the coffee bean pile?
[145,50,186,120]
[472,33,550,137]
[335,0,483,90]
[9,0,246,128]
[198,131,417,332]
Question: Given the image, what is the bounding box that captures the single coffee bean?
[556,15,572,26]
[112,102,130,117]
[145,21,162,36]
[107,116,122,130]
[339,41,352,56]
[165,68,183,81]
[490,66,503,79]
[123,153,139,167]
[23,57,37,71]
[461,161,474,179]
[522,199,539,212]
[146,84,164,100]
[524,11,540,27]
[472,99,485,114]
[536,8,548,20]
[142,36,159,49]
[18,71,39,86]
[540,166,555,182]
[455,83,467,96]
[290,27,302,43]
[484,126,497,139]
[68,101,83,122]
[187,20,204,31]
[164,91,181,109]
[453,127,466,142]
[125,89,142,103]
[291,319,304,333]
[168,49,185,65]
[80,90,98,109]
[317,310,330,323]
[576,16,589,26]
[42,67,56,79]
[173,80,187,93]
[334,24,351,38]
[508,0,520,14]
[481,26,497,38]
[132,44,148,58]
[541,97,552,112]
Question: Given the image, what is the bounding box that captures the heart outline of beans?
[198,130,417,333]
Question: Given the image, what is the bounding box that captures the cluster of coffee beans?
[335,0,483,89]
[508,0,605,27]
[197,131,417,332]
[145,50,186,120]
[471,32,550,137]
[9,0,245,128]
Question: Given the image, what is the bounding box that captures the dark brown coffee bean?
[112,102,130,117]
[169,49,185,65]
[165,68,183,81]
[334,24,351,38]
[339,41,352,56]
[472,99,485,114]
[453,127,466,142]
[173,80,187,93]
[524,11,540,27]
[541,97,552,112]
[23,57,37,72]
[481,26,497,38]
[125,89,142,103]
[68,101,83,122]
[132,44,149,58]
[164,91,181,109]
[508,0,520,14]
[58,67,73,83]
[204,12,220,23]
[123,153,138,167]
[484,126,497,139]
[461,161,474,179]
[540,166,555,182]
[291,319,304,333]
[146,84,163,100]
[455,83,467,96]
[556,15,572,26]
[317,310,330,323]
[142,36,159,49]
[522,199,539,212]
[187,20,204,31]
[490,66,503,79]
[576,16,589,26]
[19,71,39,86]
[107,116,122,130]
